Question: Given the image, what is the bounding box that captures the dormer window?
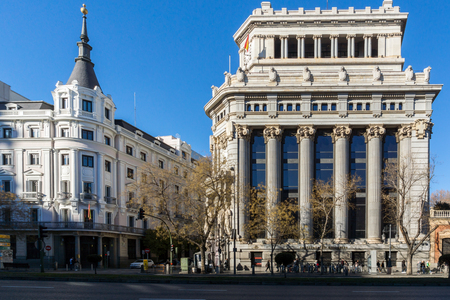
[61,98,68,109]
[105,107,110,120]
[82,100,93,112]
[5,103,19,110]
[182,151,187,160]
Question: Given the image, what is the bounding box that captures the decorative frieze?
[395,124,412,142]
[332,125,352,143]
[296,126,316,143]
[414,119,433,139]
[235,124,251,141]
[365,125,386,142]
[263,125,283,143]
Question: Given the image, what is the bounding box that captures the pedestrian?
[421,261,425,274]
[69,257,74,271]
[265,259,271,272]
[74,258,79,271]
[381,261,385,273]
[402,260,406,273]
[377,260,381,273]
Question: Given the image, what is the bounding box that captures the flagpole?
[229,55,231,74]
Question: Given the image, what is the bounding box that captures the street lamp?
[230,166,237,275]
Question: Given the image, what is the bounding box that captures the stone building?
[204,1,442,269]
[0,8,198,268]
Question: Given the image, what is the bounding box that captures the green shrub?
[275,252,294,266]
[434,201,450,210]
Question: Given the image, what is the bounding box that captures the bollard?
[252,264,255,275]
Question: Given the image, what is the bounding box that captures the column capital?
[235,124,252,141]
[296,125,316,143]
[279,35,289,39]
[377,33,388,38]
[313,34,322,39]
[413,119,433,139]
[266,34,275,38]
[330,34,340,39]
[363,34,373,38]
[296,35,305,39]
[365,125,386,142]
[332,125,352,143]
[263,125,283,143]
[346,34,356,39]
[395,124,413,142]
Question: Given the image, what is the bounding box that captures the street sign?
[0,243,11,247]
[45,245,51,251]
[144,248,150,254]
[0,235,10,239]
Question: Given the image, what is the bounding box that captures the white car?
[130,259,154,269]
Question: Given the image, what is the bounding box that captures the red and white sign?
[144,248,150,254]
[45,245,51,251]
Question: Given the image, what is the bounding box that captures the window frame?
[127,168,134,179]
[105,160,111,172]
[3,128,12,138]
[158,160,164,169]
[2,153,12,165]
[140,152,147,161]
[105,107,110,120]
[126,145,133,156]
[29,153,40,165]
[82,129,94,141]
[61,154,69,166]
[82,155,94,168]
[82,99,93,112]
[104,135,111,146]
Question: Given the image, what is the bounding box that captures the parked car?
[129,259,154,269]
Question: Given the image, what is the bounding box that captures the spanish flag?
[244,34,249,52]
[88,203,91,220]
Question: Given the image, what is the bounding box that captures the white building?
[0,10,198,268]
[204,1,442,269]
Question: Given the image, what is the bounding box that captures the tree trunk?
[406,251,413,275]
[200,246,207,274]
[320,241,324,275]
[270,252,274,276]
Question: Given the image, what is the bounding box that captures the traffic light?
[138,208,145,220]
[170,244,174,252]
[38,225,48,240]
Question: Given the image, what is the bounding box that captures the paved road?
[1,280,450,300]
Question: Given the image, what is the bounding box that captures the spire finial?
[81,4,88,15]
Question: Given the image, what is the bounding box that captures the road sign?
[144,248,150,254]
[0,235,10,239]
[0,243,11,247]
[45,245,51,251]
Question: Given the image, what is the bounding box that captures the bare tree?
[310,176,359,274]
[382,155,436,275]
[431,189,450,206]
[131,156,234,274]
[0,190,32,229]
[245,184,299,275]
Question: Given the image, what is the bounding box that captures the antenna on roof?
[134,92,136,127]
[327,0,328,10]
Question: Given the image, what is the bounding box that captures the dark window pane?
[287,104,293,111]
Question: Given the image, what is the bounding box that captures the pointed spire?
[67,4,100,89]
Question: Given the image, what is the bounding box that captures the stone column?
[284,37,288,58]
[396,124,413,241]
[317,36,322,58]
[296,35,304,59]
[330,36,335,58]
[97,153,104,203]
[236,125,251,238]
[334,37,339,58]
[53,149,59,200]
[366,125,386,243]
[364,36,368,58]
[377,34,386,58]
[351,36,355,57]
[70,149,78,200]
[332,125,352,242]
[14,149,24,195]
[297,126,316,241]
[280,36,285,59]
[301,36,305,58]
[314,36,318,58]
[263,126,283,208]
[347,35,352,58]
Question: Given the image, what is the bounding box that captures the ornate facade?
[0,8,198,268]
[205,1,442,269]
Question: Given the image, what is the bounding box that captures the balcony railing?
[431,210,450,218]
[80,193,98,201]
[57,192,72,200]
[0,221,145,235]
[104,197,117,205]
[21,192,44,200]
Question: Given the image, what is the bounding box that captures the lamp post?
[230,167,237,275]
[146,214,173,274]
[387,224,392,274]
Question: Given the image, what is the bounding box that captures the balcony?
[0,221,145,235]
[430,210,450,218]
[21,192,44,202]
[57,192,72,200]
[104,197,117,205]
[80,193,98,202]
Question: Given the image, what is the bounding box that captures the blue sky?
[0,0,448,192]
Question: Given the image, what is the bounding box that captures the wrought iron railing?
[57,192,72,200]
[80,193,98,201]
[21,192,44,200]
[0,221,145,235]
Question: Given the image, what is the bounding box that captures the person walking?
[381,261,385,273]
[377,260,381,273]
[402,260,406,273]
[265,259,271,272]
[69,257,74,271]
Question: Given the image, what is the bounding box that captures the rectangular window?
[3,128,12,138]
[104,136,111,146]
[61,181,69,193]
[127,239,136,259]
[2,181,11,192]
[390,103,395,110]
[61,128,69,137]
[175,185,180,194]
[399,103,403,110]
[82,129,93,140]
[126,146,133,156]
[129,216,135,228]
[128,192,134,201]
[61,98,68,109]
[127,168,134,179]
[174,166,179,175]
[254,104,260,112]
[158,160,164,169]
[30,128,40,138]
[105,160,111,172]
[312,104,318,111]
[82,155,94,167]
[29,153,39,165]
[83,182,93,194]
[182,151,187,160]
[105,107,110,120]
[296,104,300,111]
[3,208,11,222]
[357,103,362,111]
[278,104,284,111]
[106,212,112,225]
[382,103,387,110]
[321,104,327,111]
[82,100,93,112]
[61,209,69,222]
[366,103,370,110]
[263,104,267,111]
[348,103,354,111]
[2,154,12,165]
[143,219,148,229]
[31,208,38,222]
[331,103,337,111]
[105,186,111,198]
[140,152,147,161]
[287,104,293,111]
[28,180,39,192]
[61,154,69,165]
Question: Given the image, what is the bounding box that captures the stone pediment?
[0,169,16,176]
[23,169,43,176]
